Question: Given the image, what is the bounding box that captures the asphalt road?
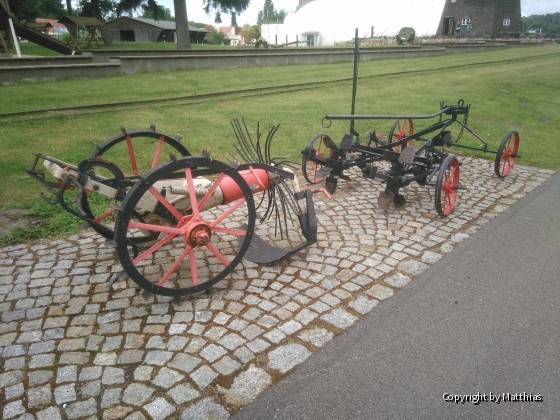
[234,172,560,420]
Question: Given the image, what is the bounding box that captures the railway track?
[1,53,556,123]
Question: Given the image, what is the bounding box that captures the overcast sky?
[157,0,560,26]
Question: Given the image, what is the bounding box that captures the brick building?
[437,0,522,38]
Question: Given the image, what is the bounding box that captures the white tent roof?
[263,0,445,46]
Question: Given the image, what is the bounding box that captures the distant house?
[220,26,243,45]
[105,17,208,43]
[35,18,69,39]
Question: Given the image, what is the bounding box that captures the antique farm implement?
[301,32,520,217]
[27,121,322,297]
[301,100,520,216]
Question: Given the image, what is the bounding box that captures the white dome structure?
[261,0,445,46]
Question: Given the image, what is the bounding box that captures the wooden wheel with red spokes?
[115,156,256,297]
[435,155,460,217]
[81,127,190,242]
[494,131,519,178]
[388,118,414,152]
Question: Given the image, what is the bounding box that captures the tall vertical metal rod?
[4,0,22,58]
[350,28,360,136]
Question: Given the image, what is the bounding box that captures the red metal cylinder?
[221,169,270,204]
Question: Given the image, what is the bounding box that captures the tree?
[116,0,251,49]
[257,0,286,29]
[116,0,165,20]
[173,0,190,48]
[207,28,227,44]
[240,23,259,43]
[522,13,560,38]
[65,0,73,15]
[142,6,173,20]
[79,0,116,21]
[9,0,65,22]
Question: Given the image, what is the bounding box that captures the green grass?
[1,45,559,244]
[18,40,233,56]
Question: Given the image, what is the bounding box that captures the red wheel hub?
[189,225,212,246]
[178,215,212,247]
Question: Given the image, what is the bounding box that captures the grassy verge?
[1,46,558,244]
[17,41,231,56]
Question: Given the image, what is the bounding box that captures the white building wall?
[262,0,445,46]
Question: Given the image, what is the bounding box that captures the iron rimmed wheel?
[114,157,256,297]
[494,130,519,178]
[388,118,413,152]
[435,155,460,217]
[81,128,190,241]
[302,133,335,184]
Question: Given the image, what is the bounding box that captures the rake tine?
[238,119,259,163]
[230,119,245,162]
[233,144,252,164]
[278,180,299,219]
[254,122,265,164]
[276,184,292,240]
[262,184,276,220]
[255,187,267,213]
[264,125,277,165]
[231,119,257,163]
[242,117,261,162]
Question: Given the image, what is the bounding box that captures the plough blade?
[317,166,334,179]
[378,191,394,210]
[243,232,302,264]
[239,189,318,264]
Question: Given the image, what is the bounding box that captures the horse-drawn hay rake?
[27,121,324,297]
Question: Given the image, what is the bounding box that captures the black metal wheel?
[494,131,519,178]
[114,156,256,297]
[388,118,413,152]
[302,133,335,184]
[435,155,460,217]
[80,127,190,241]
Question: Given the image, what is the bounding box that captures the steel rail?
[1,53,552,123]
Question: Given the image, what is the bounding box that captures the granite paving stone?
[144,397,176,419]
[0,160,553,417]
[268,343,312,374]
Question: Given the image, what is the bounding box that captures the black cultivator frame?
[301,30,520,217]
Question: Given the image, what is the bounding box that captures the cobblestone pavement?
[0,157,555,419]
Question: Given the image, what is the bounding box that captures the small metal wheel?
[81,128,190,240]
[494,131,519,178]
[114,156,256,297]
[302,133,335,184]
[388,118,413,152]
[435,155,460,217]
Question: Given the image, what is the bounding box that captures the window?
[461,18,471,25]
[503,18,511,26]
